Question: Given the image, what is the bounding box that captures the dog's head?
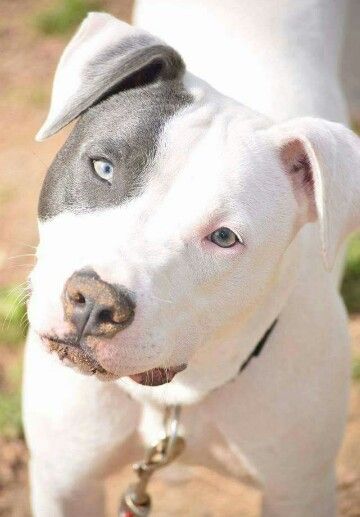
[28,13,360,395]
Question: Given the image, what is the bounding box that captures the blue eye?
[208,227,241,248]
[93,160,114,184]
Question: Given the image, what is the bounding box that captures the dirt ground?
[0,1,359,515]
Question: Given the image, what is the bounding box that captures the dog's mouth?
[41,335,187,386]
[129,364,187,386]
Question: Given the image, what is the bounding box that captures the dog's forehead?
[140,109,276,233]
[151,97,273,193]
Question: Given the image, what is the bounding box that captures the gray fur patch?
[41,33,186,139]
[38,79,192,219]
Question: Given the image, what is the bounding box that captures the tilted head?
[28,13,360,400]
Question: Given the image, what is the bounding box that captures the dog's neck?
[134,0,348,122]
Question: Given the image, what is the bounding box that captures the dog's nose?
[63,270,135,339]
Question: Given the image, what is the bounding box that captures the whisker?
[150,294,173,305]
[30,150,51,170]
[2,263,35,270]
[7,254,36,261]
[20,311,29,331]
[1,287,29,331]
[4,301,26,324]
[12,242,37,251]
[6,281,28,296]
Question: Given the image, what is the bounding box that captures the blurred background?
[0,1,359,515]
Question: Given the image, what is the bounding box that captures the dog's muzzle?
[41,269,187,385]
[41,269,135,379]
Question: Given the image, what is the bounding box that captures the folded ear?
[269,117,360,270]
[36,12,185,141]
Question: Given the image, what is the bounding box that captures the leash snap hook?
[118,405,184,517]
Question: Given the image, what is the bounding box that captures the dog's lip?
[40,334,115,378]
[129,364,187,387]
[40,334,187,385]
[41,334,79,348]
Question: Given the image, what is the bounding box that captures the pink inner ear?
[279,138,317,223]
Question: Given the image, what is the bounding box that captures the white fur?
[24,5,359,517]
[134,0,349,123]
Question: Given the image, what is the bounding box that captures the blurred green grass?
[0,392,22,439]
[0,356,22,438]
[353,356,360,382]
[0,287,27,438]
[34,0,101,35]
[0,286,28,345]
[341,234,360,313]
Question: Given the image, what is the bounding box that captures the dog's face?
[28,14,360,389]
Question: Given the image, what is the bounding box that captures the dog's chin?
[41,335,187,386]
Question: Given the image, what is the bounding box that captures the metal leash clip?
[119,405,185,517]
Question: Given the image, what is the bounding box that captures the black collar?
[239,319,278,374]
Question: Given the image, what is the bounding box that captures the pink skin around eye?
[201,236,243,255]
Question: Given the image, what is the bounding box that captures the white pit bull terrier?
[24,6,360,517]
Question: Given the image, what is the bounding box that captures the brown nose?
[63,270,135,340]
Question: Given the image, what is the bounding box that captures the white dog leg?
[29,460,106,517]
[204,286,350,517]
[209,384,342,517]
[23,332,140,517]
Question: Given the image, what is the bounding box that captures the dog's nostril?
[98,309,114,324]
[71,292,86,304]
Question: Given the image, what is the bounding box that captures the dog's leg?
[29,463,105,517]
[23,331,140,517]
[208,384,343,517]
[204,283,350,517]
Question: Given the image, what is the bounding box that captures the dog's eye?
[208,227,240,248]
[93,160,114,184]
